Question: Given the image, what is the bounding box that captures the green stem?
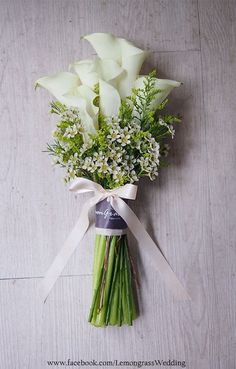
[88,235,106,323]
[106,238,121,325]
[95,236,116,326]
[88,234,138,327]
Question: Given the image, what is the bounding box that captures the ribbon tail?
[41,194,103,303]
[111,197,190,301]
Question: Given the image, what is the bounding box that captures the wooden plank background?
[0,0,235,368]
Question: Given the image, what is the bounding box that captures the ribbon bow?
[42,178,190,302]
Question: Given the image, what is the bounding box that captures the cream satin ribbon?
[42,178,190,302]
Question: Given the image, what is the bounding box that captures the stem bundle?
[88,234,138,327]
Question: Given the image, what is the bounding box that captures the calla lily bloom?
[134,76,181,109]
[83,33,149,98]
[35,33,181,141]
[35,72,98,142]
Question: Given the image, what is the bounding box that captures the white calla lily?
[63,94,97,142]
[134,76,181,109]
[99,79,121,117]
[35,72,98,142]
[35,72,79,102]
[118,38,149,97]
[63,85,99,141]
[84,33,148,97]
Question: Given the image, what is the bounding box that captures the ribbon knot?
[106,195,114,203]
[41,177,190,303]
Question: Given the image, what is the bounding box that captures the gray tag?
[95,199,127,230]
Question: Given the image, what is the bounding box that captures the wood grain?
[0,0,235,368]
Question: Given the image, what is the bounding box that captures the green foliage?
[127,70,159,130]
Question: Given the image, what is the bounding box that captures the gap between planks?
[0,274,93,282]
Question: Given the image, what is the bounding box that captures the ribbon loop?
[41,178,190,303]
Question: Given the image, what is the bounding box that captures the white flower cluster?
[52,110,82,138]
[61,117,160,184]
[63,124,82,139]
[136,134,160,180]
[79,147,139,184]
[159,118,175,138]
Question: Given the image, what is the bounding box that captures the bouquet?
[36,33,188,327]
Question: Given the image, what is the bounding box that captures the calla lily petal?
[118,38,149,97]
[35,72,79,101]
[99,79,121,117]
[98,59,124,83]
[63,86,99,137]
[36,71,98,139]
[134,76,181,108]
[71,59,98,87]
[71,58,123,88]
[83,33,121,63]
[77,85,99,118]
[62,95,97,143]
